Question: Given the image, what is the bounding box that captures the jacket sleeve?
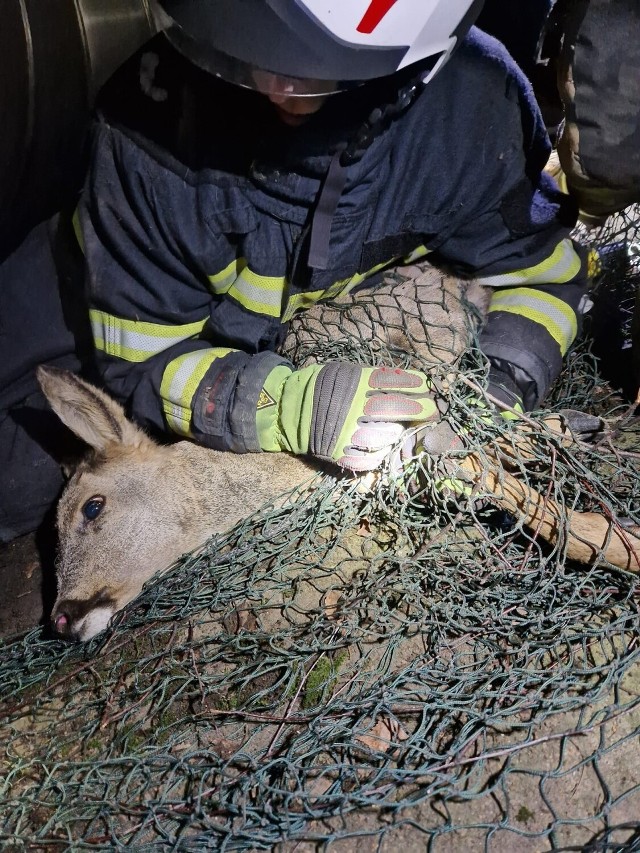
[77,120,289,453]
[432,180,592,410]
[477,234,590,412]
[428,47,592,412]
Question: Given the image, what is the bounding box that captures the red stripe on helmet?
[356,0,400,34]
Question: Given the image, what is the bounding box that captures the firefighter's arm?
[431,170,592,412]
[425,44,593,413]
[78,121,446,466]
[476,239,592,411]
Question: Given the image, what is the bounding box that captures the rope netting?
[1,208,639,852]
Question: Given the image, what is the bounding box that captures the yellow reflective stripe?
[227,267,286,317]
[208,258,244,294]
[211,246,434,324]
[587,249,601,278]
[282,274,361,322]
[210,259,286,312]
[499,400,524,421]
[90,309,208,363]
[281,261,388,323]
[402,245,431,264]
[281,289,328,323]
[160,348,233,437]
[72,208,84,253]
[476,239,582,286]
[488,287,577,354]
[337,259,398,297]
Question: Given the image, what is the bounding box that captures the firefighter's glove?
[393,420,461,470]
[256,362,441,471]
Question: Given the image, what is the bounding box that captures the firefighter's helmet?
[155,0,485,95]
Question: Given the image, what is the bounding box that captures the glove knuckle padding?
[336,448,389,471]
[351,421,404,451]
[369,366,423,390]
[309,362,362,459]
[363,394,425,419]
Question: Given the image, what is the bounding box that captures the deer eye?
[82,496,105,521]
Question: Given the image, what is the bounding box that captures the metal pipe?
[1,0,160,260]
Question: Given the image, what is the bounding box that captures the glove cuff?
[257,364,322,454]
[193,351,289,453]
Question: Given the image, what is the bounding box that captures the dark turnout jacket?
[75,28,590,453]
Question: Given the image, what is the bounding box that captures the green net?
[1,208,639,852]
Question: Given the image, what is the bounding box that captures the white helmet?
[156,0,485,95]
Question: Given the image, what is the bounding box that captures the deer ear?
[36,366,151,453]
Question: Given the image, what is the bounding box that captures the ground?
[0,531,54,638]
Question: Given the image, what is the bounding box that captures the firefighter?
[0,0,592,542]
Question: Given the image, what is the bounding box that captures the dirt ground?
[0,530,56,638]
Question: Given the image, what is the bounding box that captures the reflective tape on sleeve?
[487,287,578,355]
[160,348,233,436]
[402,245,431,264]
[281,251,430,323]
[211,245,433,325]
[90,310,208,363]
[208,258,243,294]
[72,208,84,253]
[227,267,286,317]
[476,239,582,287]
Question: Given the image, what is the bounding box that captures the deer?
[36,266,640,641]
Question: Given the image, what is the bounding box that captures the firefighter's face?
[251,70,336,126]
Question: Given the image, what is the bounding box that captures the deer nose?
[53,611,72,637]
[51,590,118,641]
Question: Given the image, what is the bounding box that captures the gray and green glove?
[256,362,442,472]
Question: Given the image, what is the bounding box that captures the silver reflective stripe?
[227,268,286,317]
[160,348,233,436]
[210,247,434,324]
[90,309,208,363]
[488,287,577,354]
[208,259,239,294]
[281,252,432,323]
[476,239,582,287]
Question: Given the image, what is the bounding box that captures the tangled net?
[1,208,639,852]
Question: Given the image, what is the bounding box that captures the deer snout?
[53,611,72,637]
[51,590,118,641]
